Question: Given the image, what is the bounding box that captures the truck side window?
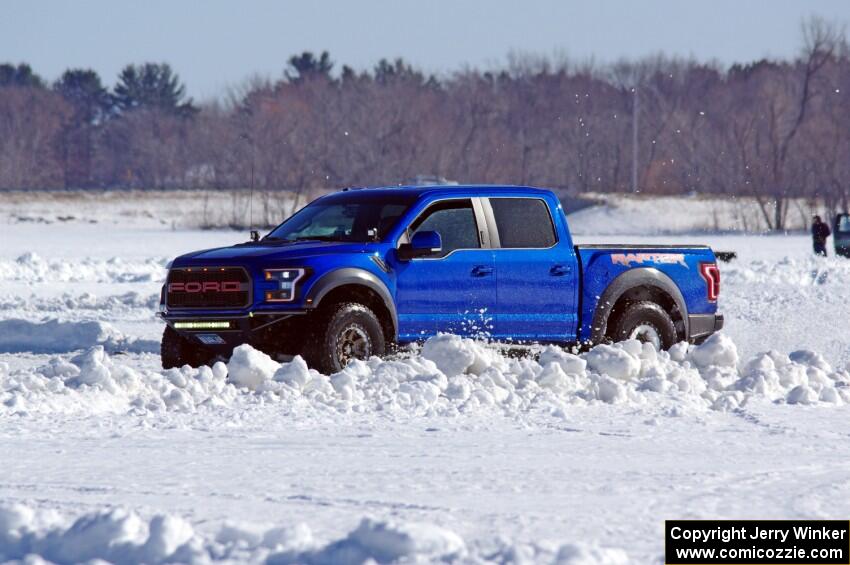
[490,198,557,248]
[409,199,480,256]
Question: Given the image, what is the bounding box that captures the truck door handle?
[550,264,571,276]
[471,265,494,277]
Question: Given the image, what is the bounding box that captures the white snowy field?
[1,197,850,564]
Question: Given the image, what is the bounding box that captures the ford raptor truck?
[159,186,723,373]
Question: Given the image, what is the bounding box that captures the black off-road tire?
[305,302,386,374]
[610,301,678,350]
[161,326,216,369]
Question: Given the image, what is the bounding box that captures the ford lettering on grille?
[166,268,250,308]
[168,281,243,293]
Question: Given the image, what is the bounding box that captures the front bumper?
[688,313,724,343]
[159,310,307,350]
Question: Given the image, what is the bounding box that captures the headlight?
[263,268,306,302]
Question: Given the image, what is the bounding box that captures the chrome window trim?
[396,197,493,261]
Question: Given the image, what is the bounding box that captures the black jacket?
[812,221,831,245]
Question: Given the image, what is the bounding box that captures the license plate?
[197,334,226,345]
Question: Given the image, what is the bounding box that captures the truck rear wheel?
[161,326,215,369]
[610,301,677,350]
[306,302,386,374]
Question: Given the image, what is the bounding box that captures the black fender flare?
[589,267,689,343]
[304,268,398,341]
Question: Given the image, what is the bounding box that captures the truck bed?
[574,244,717,342]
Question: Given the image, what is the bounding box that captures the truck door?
[485,196,579,342]
[393,198,497,340]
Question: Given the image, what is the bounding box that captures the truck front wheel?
[307,302,386,374]
[610,301,677,350]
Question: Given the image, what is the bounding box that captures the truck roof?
[338,184,555,199]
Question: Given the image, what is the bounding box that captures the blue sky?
[3,0,849,99]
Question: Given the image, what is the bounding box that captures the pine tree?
[112,63,196,116]
[285,51,334,83]
[0,63,44,88]
[53,69,112,188]
[54,69,111,123]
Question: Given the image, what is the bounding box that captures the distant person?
[811,215,831,256]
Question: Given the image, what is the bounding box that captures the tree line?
[1,16,848,229]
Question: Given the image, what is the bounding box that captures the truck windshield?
[838,215,850,234]
[265,193,416,243]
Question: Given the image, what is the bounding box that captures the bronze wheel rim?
[336,325,371,367]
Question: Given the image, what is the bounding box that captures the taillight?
[699,262,720,302]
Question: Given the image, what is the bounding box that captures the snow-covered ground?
[1,194,849,564]
[568,193,817,234]
[0,189,304,230]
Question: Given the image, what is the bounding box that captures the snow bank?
[0,318,159,354]
[474,539,629,564]
[0,503,467,564]
[0,502,631,564]
[0,252,165,283]
[1,346,233,415]
[286,517,465,564]
[3,333,849,418]
[553,544,630,565]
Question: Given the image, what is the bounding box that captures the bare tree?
[749,16,844,229]
[0,87,69,189]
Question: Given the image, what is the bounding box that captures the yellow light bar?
[173,321,232,330]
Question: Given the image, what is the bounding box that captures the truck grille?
[166,267,251,309]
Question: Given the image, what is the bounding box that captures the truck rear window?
[490,198,557,248]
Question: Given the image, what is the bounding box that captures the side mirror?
[250,230,260,242]
[398,230,442,260]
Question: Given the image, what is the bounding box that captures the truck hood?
[172,240,371,265]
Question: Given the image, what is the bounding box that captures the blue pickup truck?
[159,186,723,372]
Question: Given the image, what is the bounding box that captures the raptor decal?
[611,252,688,268]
